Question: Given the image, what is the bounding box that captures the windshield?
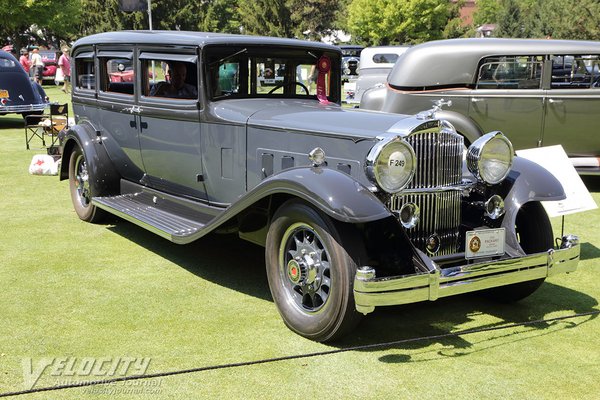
[205,46,340,103]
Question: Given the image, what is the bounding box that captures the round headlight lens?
[367,138,416,193]
[467,132,514,184]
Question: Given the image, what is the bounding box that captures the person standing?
[19,49,30,74]
[30,48,44,84]
[58,48,71,93]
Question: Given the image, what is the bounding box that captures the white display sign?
[516,145,597,217]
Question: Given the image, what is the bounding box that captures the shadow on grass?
[581,242,600,261]
[107,220,272,301]
[345,283,598,363]
[106,218,598,359]
[581,176,600,192]
[0,115,25,129]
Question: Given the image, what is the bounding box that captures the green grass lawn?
[1,85,599,399]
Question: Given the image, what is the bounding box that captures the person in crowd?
[30,47,44,84]
[58,47,71,93]
[19,49,30,74]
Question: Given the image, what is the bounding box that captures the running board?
[93,194,209,243]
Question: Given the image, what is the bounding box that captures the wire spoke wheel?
[281,223,331,312]
[266,200,363,342]
[74,154,91,208]
[68,145,104,222]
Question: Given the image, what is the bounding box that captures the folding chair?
[24,103,69,150]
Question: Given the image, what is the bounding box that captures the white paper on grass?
[516,145,597,217]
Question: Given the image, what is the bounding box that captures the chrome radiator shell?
[388,128,464,255]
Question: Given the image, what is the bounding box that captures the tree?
[475,0,600,40]
[238,0,293,37]
[238,0,344,39]
[288,0,343,40]
[0,0,82,50]
[346,0,457,45]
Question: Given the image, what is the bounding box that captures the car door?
[468,56,545,151]
[95,48,145,183]
[137,50,207,200]
[542,54,600,157]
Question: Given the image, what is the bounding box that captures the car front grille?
[387,128,464,256]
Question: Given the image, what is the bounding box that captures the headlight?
[467,131,514,184]
[366,137,416,193]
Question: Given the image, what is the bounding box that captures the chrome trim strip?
[0,104,47,113]
[354,243,579,314]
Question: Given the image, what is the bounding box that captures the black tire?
[483,201,553,302]
[266,200,362,342]
[68,146,105,223]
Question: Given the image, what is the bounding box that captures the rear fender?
[59,123,120,197]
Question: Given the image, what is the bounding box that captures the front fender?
[247,167,392,224]
[501,156,565,254]
[59,123,120,197]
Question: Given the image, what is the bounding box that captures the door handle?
[140,121,148,130]
[129,119,136,128]
[548,98,563,104]
[471,98,485,103]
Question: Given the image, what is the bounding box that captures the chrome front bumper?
[354,236,580,315]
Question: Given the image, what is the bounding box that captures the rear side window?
[0,57,18,69]
[99,57,135,95]
[75,59,95,90]
[477,56,543,89]
[551,54,600,89]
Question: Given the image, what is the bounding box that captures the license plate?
[465,228,505,259]
[0,89,8,98]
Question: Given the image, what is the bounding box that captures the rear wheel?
[68,146,105,222]
[266,200,362,342]
[483,201,553,302]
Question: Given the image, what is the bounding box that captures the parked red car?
[39,50,59,82]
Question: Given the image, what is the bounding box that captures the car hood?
[0,71,41,105]
[208,99,415,140]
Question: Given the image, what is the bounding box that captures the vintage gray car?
[346,45,409,104]
[361,38,600,175]
[60,31,580,342]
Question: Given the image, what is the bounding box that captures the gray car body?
[59,31,564,246]
[361,38,600,174]
[57,31,583,339]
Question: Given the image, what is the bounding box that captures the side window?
[551,54,600,89]
[100,57,134,95]
[75,59,95,90]
[142,58,198,100]
[372,53,399,64]
[477,56,543,89]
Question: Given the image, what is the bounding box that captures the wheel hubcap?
[280,223,331,312]
[74,155,91,207]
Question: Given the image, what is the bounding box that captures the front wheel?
[68,146,105,222]
[483,201,553,302]
[266,200,362,342]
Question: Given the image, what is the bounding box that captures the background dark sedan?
[0,50,48,119]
